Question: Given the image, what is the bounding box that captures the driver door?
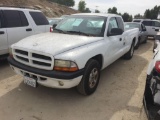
[104,17,123,67]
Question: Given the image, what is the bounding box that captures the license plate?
[24,76,37,88]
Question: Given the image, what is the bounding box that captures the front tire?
[135,38,140,49]
[77,59,100,95]
[123,41,135,60]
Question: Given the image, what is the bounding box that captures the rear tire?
[123,41,135,60]
[143,37,147,44]
[77,59,100,95]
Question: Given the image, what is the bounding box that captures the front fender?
[54,41,105,69]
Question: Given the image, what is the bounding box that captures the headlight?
[9,47,13,57]
[54,59,79,72]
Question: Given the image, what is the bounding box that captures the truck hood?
[12,32,103,56]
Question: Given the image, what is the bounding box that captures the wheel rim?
[89,68,99,89]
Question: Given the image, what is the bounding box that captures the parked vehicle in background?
[144,36,160,120]
[8,13,138,95]
[48,18,62,26]
[133,19,160,37]
[0,7,50,58]
[124,22,148,49]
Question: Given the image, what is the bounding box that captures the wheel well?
[133,37,136,43]
[90,55,103,69]
[133,37,136,46]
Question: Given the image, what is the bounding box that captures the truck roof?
[72,13,120,17]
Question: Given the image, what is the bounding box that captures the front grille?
[32,53,51,61]
[16,55,29,62]
[13,48,53,70]
[15,49,28,56]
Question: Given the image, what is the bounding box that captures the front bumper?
[8,57,84,89]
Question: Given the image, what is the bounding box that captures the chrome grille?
[13,49,54,70]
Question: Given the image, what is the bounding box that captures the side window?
[0,11,5,28]
[3,10,22,28]
[108,17,118,33]
[19,11,29,26]
[116,17,124,31]
[142,21,152,26]
[29,12,49,25]
[154,21,160,27]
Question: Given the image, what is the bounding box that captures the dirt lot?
[0,40,154,120]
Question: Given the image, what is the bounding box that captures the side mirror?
[108,28,123,36]
[53,24,57,29]
[155,29,159,32]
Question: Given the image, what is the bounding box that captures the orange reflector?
[54,67,78,72]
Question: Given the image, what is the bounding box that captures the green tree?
[78,0,86,12]
[65,0,75,7]
[49,0,75,7]
[108,7,117,14]
[122,13,132,22]
[84,8,91,13]
[144,9,151,19]
[144,5,160,19]
[134,14,143,19]
[95,9,100,13]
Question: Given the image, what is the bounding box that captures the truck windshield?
[55,15,106,37]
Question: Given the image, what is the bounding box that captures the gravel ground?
[0,40,153,120]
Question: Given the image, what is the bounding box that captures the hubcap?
[89,68,99,88]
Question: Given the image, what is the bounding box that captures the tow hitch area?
[144,76,160,120]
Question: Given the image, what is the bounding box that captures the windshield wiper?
[66,31,93,36]
[54,28,66,34]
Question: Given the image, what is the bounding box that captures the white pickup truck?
[8,13,139,95]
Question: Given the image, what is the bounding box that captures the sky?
[73,0,160,16]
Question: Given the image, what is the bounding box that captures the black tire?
[123,41,135,60]
[135,38,140,49]
[77,59,100,95]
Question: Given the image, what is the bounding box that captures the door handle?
[155,29,159,32]
[152,28,155,29]
[119,38,122,41]
[0,31,5,34]
[26,28,32,31]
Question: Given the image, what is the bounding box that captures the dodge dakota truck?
[8,13,139,95]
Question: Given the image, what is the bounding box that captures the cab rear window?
[30,12,49,25]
